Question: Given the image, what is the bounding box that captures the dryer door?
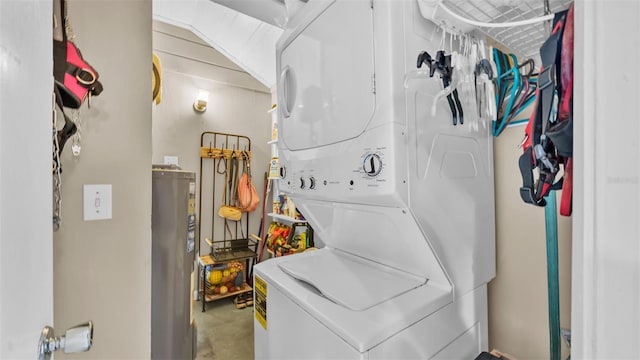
[278,0,375,151]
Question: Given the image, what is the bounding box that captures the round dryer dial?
[362,153,382,177]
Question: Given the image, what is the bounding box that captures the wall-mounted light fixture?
[193,90,209,113]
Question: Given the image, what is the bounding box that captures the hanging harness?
[53,0,103,109]
[519,4,574,216]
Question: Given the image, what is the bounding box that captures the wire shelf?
[206,237,258,262]
[444,0,573,62]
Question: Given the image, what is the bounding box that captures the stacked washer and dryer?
[254,1,495,358]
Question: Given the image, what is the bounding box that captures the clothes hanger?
[416,26,465,125]
[492,48,539,136]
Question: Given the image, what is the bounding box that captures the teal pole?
[545,191,561,360]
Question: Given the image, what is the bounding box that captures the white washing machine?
[254,0,495,358]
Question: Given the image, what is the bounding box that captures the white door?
[0,0,54,357]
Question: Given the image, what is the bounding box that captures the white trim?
[572,1,640,356]
[571,0,596,357]
[0,0,53,356]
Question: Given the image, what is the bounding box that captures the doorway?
[151,20,272,359]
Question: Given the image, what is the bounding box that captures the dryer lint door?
[278,0,376,151]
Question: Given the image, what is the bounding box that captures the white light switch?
[83,184,112,221]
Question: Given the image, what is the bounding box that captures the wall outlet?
[83,184,112,221]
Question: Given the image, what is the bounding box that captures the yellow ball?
[208,270,222,285]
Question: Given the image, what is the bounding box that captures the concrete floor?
[194,296,255,360]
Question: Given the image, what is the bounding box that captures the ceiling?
[153,0,574,88]
[153,0,283,87]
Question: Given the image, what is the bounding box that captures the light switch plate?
[164,156,179,166]
[83,184,112,221]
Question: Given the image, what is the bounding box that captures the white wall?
[152,21,272,257]
[572,1,640,357]
[53,0,153,358]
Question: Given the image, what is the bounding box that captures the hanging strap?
[227,153,235,206]
[230,154,239,206]
[243,150,252,177]
[560,157,573,216]
[556,3,575,217]
[518,10,569,207]
[220,148,236,207]
[53,86,77,158]
[544,191,561,360]
[220,158,230,206]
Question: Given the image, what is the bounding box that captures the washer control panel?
[281,146,392,196]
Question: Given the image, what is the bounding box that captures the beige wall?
[151,21,272,256]
[489,125,572,359]
[53,0,152,358]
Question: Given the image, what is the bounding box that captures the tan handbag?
[218,156,242,221]
[218,205,242,221]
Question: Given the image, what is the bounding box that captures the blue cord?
[492,51,530,137]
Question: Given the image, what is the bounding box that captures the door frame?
[0,0,54,358]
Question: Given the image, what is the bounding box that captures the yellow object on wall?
[152,53,162,105]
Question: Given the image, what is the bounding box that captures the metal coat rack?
[198,131,258,311]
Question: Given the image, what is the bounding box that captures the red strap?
[559,3,574,120]
[560,158,573,216]
[559,4,574,217]
[522,73,542,151]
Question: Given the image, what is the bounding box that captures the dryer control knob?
[309,177,316,190]
[299,177,306,189]
[363,153,382,177]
